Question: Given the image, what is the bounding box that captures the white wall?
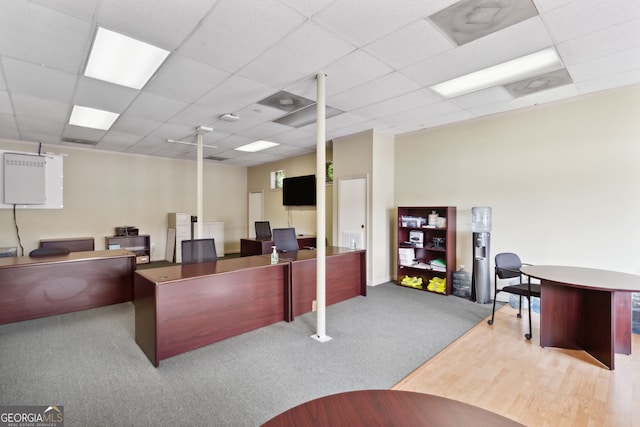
[395,84,640,275]
[0,140,247,258]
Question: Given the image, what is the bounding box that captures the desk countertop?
[521,265,640,292]
[0,249,134,269]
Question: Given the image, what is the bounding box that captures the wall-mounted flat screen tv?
[283,174,316,206]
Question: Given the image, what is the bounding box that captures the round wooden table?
[261,389,524,426]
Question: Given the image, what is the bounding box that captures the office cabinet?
[168,212,191,263]
[202,221,225,257]
[397,207,456,295]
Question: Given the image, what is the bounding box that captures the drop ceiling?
[1,0,639,166]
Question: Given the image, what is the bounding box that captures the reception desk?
[135,247,367,366]
[0,249,136,325]
[281,247,366,318]
[240,236,316,257]
[134,256,291,367]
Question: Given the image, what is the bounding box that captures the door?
[337,177,367,249]
[248,191,263,238]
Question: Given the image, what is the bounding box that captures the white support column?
[312,72,331,343]
[195,130,203,239]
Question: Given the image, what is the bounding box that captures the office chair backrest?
[255,221,272,239]
[495,252,523,280]
[181,238,217,264]
[272,228,299,252]
[29,247,71,257]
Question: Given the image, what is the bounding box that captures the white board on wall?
[0,150,64,209]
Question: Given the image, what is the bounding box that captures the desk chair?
[255,221,272,239]
[272,228,299,252]
[181,238,217,264]
[487,252,541,340]
[29,247,71,257]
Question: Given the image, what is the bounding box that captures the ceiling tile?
[315,0,445,46]
[195,75,277,114]
[363,19,454,69]
[74,77,139,113]
[556,18,640,66]
[110,115,162,136]
[307,49,394,96]
[2,58,76,103]
[126,93,189,122]
[353,89,443,120]
[540,0,640,43]
[145,54,230,103]
[11,94,69,123]
[0,91,13,115]
[0,1,92,73]
[96,0,218,51]
[179,0,306,72]
[328,72,422,111]
[237,20,356,87]
[16,116,65,136]
[568,47,640,83]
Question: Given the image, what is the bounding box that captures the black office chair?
[29,247,71,257]
[272,228,299,252]
[487,252,541,340]
[255,221,272,239]
[181,238,217,264]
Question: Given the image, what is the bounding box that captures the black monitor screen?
[282,175,316,206]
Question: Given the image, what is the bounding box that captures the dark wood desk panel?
[240,236,316,256]
[282,247,366,318]
[521,265,640,370]
[40,237,95,252]
[134,256,291,367]
[0,249,135,324]
[262,389,524,427]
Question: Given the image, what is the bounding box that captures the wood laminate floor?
[393,305,640,427]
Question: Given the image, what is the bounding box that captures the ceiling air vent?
[62,137,99,146]
[206,156,228,161]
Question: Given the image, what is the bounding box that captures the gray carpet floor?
[0,282,494,426]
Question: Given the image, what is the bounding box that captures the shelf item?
[106,235,151,264]
[397,206,456,295]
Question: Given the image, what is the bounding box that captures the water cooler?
[471,207,492,304]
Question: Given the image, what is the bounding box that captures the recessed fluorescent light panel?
[430,47,564,98]
[68,105,119,130]
[234,140,279,152]
[85,27,170,89]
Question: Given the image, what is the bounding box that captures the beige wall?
[395,84,640,275]
[247,150,333,244]
[0,140,247,259]
[333,130,395,285]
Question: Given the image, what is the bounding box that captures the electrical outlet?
[312,300,317,312]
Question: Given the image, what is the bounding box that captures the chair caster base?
[525,333,532,340]
[487,319,493,325]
